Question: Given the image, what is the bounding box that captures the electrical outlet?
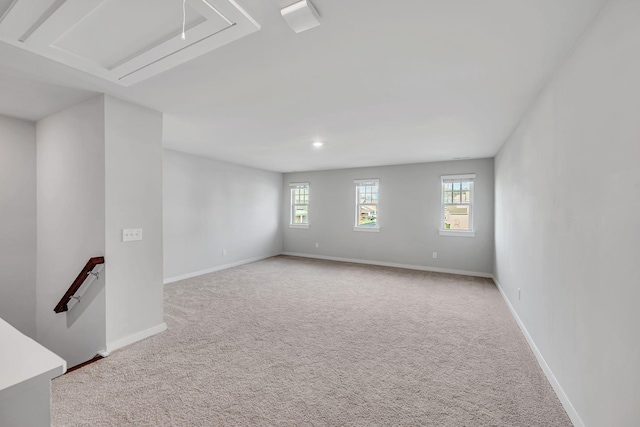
[315,242,319,248]
[222,249,227,256]
[432,252,437,259]
[518,288,521,300]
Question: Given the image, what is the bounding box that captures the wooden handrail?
[54,257,105,313]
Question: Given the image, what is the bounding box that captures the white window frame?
[289,182,309,229]
[354,179,380,232]
[439,174,476,237]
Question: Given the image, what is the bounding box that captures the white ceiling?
[0,0,609,172]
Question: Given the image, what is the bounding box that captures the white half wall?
[0,115,36,338]
[104,96,164,350]
[36,96,106,368]
[283,159,494,275]
[163,149,283,281]
[494,1,640,425]
[0,317,66,427]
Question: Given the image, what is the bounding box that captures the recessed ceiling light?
[313,141,324,148]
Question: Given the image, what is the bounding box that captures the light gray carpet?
[52,256,571,426]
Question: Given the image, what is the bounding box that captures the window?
[290,183,309,228]
[354,179,379,232]
[440,174,475,237]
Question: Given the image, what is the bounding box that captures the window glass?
[290,183,309,227]
[441,175,475,233]
[355,180,379,229]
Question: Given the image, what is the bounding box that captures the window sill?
[439,229,475,237]
[353,226,380,233]
[289,224,309,229]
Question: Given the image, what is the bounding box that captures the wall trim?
[281,252,493,278]
[492,276,584,427]
[163,253,279,285]
[103,322,167,355]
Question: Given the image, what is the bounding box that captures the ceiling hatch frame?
[0,0,260,86]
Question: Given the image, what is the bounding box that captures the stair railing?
[54,257,105,313]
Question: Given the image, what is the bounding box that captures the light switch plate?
[122,228,143,242]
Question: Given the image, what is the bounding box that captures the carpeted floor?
[51,255,572,426]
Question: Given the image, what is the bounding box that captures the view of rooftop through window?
[442,177,473,231]
[356,180,378,228]
[290,183,309,226]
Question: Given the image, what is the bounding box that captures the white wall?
[104,96,164,351]
[0,115,36,338]
[36,96,106,367]
[283,159,494,276]
[163,149,283,282]
[494,1,640,425]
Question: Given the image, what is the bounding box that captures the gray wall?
[163,149,283,281]
[36,96,106,367]
[104,96,164,350]
[283,159,494,276]
[0,115,36,338]
[494,1,640,425]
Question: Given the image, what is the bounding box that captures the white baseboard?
[163,254,278,284]
[492,277,584,427]
[105,323,167,355]
[281,252,492,278]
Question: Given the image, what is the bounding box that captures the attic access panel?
[0,0,259,86]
